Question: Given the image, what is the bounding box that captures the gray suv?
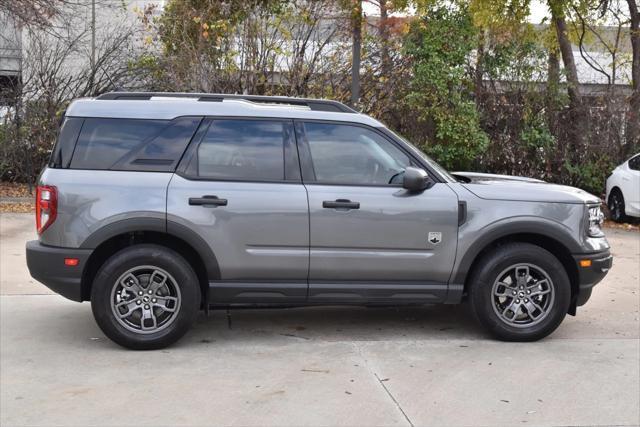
[26,92,612,349]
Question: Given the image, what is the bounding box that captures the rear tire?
[608,189,627,223]
[469,243,571,341]
[91,244,201,350]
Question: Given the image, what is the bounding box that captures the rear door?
[296,121,459,304]
[167,118,309,303]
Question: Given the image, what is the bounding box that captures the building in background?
[0,12,21,105]
[0,1,161,113]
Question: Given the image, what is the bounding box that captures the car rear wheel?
[608,190,626,223]
[91,244,201,350]
[469,243,571,341]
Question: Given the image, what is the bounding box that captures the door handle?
[189,195,228,207]
[322,199,360,210]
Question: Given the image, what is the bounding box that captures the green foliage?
[482,26,548,83]
[520,116,556,152]
[404,6,489,171]
[564,157,614,196]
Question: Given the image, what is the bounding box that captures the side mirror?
[402,167,431,192]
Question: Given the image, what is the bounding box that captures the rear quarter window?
[69,117,201,171]
[49,118,83,168]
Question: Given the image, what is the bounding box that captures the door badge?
[428,232,442,245]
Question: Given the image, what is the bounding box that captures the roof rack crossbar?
[96,92,357,113]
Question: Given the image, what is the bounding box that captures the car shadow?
[34,301,487,351]
[181,304,487,346]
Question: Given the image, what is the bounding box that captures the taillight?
[36,185,57,234]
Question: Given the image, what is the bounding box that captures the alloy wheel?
[110,265,181,334]
[491,263,555,328]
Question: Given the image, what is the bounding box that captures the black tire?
[608,189,627,223]
[91,244,201,350]
[469,243,571,342]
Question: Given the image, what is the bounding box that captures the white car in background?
[606,153,640,222]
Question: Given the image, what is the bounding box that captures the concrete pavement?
[1,213,639,426]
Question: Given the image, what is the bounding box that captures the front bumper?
[26,241,92,302]
[572,249,613,306]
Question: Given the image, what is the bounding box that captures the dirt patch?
[0,203,34,213]
[0,183,34,198]
[604,220,639,232]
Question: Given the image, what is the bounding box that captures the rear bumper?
[26,241,92,302]
[572,249,613,306]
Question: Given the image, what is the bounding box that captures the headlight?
[587,205,605,237]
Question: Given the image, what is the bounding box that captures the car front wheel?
[91,244,201,350]
[469,242,571,341]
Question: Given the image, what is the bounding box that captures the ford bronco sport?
[26,92,612,349]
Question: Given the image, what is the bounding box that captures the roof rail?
[95,92,358,113]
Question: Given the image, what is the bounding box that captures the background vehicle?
[606,154,640,222]
[27,93,612,350]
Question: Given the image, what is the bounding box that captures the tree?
[568,0,639,154]
[0,2,138,182]
[379,0,392,76]
[147,0,280,92]
[134,0,348,97]
[404,5,489,170]
[340,0,411,108]
[280,0,346,97]
[0,0,63,26]
[548,0,591,166]
[348,0,363,106]
[627,0,640,149]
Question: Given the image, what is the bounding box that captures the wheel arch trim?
[449,218,581,298]
[80,217,220,281]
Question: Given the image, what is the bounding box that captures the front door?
[168,118,309,303]
[296,121,459,303]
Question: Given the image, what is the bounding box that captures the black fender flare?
[450,218,581,289]
[80,217,220,281]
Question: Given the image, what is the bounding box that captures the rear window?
[68,117,201,171]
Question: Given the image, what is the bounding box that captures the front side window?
[195,120,286,181]
[303,122,410,185]
[629,155,640,171]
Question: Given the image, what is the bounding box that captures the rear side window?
[69,117,200,171]
[193,120,286,181]
[113,117,202,172]
[70,118,166,169]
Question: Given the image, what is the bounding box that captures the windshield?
[384,129,457,183]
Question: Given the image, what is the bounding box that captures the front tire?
[91,244,201,350]
[469,243,571,341]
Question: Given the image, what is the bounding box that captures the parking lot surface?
[1,213,639,426]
